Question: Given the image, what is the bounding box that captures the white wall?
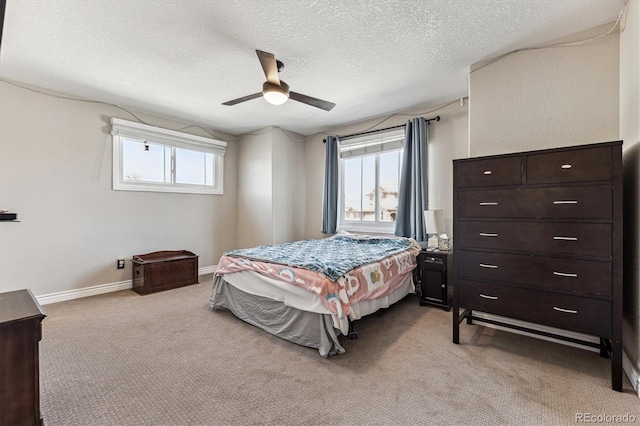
[0,81,238,297]
[469,23,619,155]
[620,0,640,389]
[304,100,469,241]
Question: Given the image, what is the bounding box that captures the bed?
[210,233,421,356]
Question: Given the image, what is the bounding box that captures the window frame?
[111,118,226,195]
[337,129,404,234]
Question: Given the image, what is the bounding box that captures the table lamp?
[423,209,446,250]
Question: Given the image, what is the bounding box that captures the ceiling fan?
[222,50,336,111]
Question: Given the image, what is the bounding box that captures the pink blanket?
[215,245,420,319]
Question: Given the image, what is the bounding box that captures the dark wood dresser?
[452,140,623,391]
[0,289,46,425]
[132,250,199,295]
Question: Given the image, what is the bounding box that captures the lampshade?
[423,209,445,235]
[262,81,290,105]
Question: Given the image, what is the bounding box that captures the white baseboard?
[37,280,133,305]
[37,265,216,305]
[623,351,640,397]
[198,265,216,275]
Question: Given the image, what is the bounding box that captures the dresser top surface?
[453,140,622,163]
[0,289,46,325]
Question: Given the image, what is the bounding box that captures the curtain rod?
[323,116,440,143]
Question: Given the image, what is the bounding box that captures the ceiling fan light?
[262,81,290,105]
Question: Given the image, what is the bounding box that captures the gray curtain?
[321,136,339,234]
[395,118,428,241]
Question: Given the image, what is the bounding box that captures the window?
[111,118,226,194]
[339,129,404,233]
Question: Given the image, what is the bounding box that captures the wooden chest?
[132,250,199,295]
[452,140,623,391]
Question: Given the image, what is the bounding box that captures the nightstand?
[415,249,452,310]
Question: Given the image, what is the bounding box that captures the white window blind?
[339,129,404,158]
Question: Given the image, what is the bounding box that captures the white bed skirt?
[221,270,415,335]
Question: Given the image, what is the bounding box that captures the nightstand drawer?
[527,146,612,184]
[418,254,446,270]
[457,221,611,257]
[456,156,522,188]
[457,185,611,219]
[459,280,611,336]
[457,250,612,297]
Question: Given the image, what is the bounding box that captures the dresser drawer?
[457,221,611,257]
[456,156,522,188]
[459,279,611,336]
[457,185,611,219]
[527,146,612,184]
[457,250,612,297]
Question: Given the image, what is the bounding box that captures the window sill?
[338,225,396,235]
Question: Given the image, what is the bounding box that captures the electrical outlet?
[117,259,125,269]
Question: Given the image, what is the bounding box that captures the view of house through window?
[339,129,404,232]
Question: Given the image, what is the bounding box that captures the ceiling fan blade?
[222,92,262,106]
[256,50,281,86]
[289,92,336,111]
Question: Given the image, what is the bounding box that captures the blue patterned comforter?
[224,235,418,281]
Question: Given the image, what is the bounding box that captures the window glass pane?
[379,150,401,222]
[176,148,212,186]
[361,155,376,222]
[205,153,214,186]
[343,157,363,221]
[122,139,170,183]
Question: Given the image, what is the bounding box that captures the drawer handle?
[479,233,498,237]
[553,307,578,314]
[480,294,498,300]
[561,164,572,169]
[479,263,498,269]
[483,170,492,175]
[553,200,577,204]
[553,236,578,241]
[553,271,578,278]
[479,202,498,206]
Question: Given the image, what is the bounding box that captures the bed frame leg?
[347,319,358,339]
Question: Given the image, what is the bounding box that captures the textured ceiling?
[0,0,627,136]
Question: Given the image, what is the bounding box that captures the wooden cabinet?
[415,250,452,310]
[0,289,46,425]
[132,250,199,295]
[452,140,623,391]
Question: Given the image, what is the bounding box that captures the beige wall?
[0,81,238,297]
[237,127,305,248]
[272,128,305,244]
[469,23,619,155]
[237,129,273,248]
[620,0,640,388]
[304,100,469,242]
